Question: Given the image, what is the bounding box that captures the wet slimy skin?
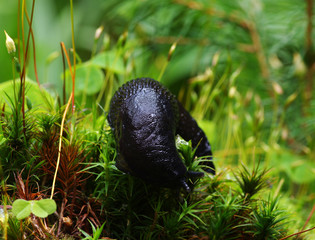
[108,78,215,191]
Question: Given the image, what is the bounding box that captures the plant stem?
[279,226,315,240]
[61,45,67,105]
[20,0,26,134]
[304,0,315,115]
[50,92,73,199]
[19,0,36,135]
[24,1,40,87]
[70,0,76,113]
[51,42,75,199]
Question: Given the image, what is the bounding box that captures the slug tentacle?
[108,78,215,191]
[180,178,191,193]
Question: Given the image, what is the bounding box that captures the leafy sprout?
[234,163,270,201]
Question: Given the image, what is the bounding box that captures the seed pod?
[4,30,16,55]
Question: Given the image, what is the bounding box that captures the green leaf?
[270,150,315,184]
[91,50,125,73]
[31,199,57,218]
[291,163,315,184]
[0,78,54,113]
[12,199,31,220]
[26,96,32,110]
[67,63,104,96]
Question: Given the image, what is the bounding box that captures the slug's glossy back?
[108,78,215,191]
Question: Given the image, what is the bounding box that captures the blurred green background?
[1,0,315,235]
[1,0,306,92]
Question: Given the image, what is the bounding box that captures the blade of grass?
[157,41,177,82]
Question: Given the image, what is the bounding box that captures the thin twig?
[297,203,315,238]
[21,0,36,79]
[24,4,40,87]
[50,92,73,200]
[304,0,314,114]
[279,226,315,240]
[70,0,76,113]
[17,0,21,65]
[20,0,26,133]
[61,42,74,85]
[306,0,313,52]
[57,199,66,236]
[50,42,75,199]
[61,45,66,105]
[20,0,36,134]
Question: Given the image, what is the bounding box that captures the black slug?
[108,78,215,192]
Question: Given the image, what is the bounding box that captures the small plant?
[2,0,315,239]
[204,192,243,239]
[176,137,200,171]
[79,221,106,240]
[2,215,25,240]
[0,93,36,182]
[12,199,56,220]
[243,197,287,240]
[234,163,269,201]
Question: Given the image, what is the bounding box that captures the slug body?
[108,78,215,191]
